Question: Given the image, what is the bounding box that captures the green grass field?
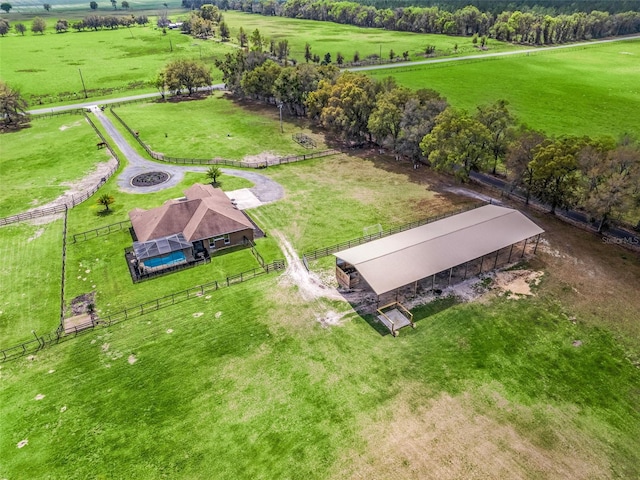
[221,11,521,63]
[0,220,63,346]
[366,39,640,137]
[0,25,230,103]
[1,269,639,479]
[0,114,111,217]
[114,93,324,160]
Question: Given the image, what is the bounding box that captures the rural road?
[28,34,640,115]
[349,33,640,72]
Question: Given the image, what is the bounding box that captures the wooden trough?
[376,302,414,337]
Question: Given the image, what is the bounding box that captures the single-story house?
[129,183,254,273]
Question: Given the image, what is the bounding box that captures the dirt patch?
[242,152,279,166]
[59,120,82,131]
[69,292,96,316]
[336,389,611,480]
[128,354,137,364]
[27,228,45,242]
[25,157,118,226]
[494,270,544,298]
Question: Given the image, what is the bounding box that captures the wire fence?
[71,220,132,243]
[31,109,87,120]
[59,208,69,328]
[109,107,338,168]
[0,114,120,227]
[0,259,285,362]
[302,202,488,264]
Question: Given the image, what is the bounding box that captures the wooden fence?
[0,259,285,362]
[72,220,132,243]
[109,107,338,168]
[302,202,488,264]
[31,109,87,120]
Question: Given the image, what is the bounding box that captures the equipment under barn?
[334,205,544,336]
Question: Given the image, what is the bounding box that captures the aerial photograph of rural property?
[1,0,640,477]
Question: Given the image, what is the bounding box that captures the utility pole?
[278,102,283,133]
[78,68,88,99]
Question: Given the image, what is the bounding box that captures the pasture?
[366,39,640,137]
[0,25,230,103]
[113,93,325,160]
[1,173,640,479]
[221,10,522,63]
[1,145,640,478]
[0,220,63,346]
[0,114,111,217]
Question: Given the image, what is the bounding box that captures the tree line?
[341,0,640,16]
[209,51,640,230]
[0,13,149,36]
[184,0,640,45]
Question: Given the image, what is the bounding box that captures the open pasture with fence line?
[366,39,640,138]
[113,93,324,161]
[0,221,64,346]
[0,114,113,218]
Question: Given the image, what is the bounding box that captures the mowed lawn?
[113,93,322,160]
[0,114,111,218]
[1,270,639,479]
[0,220,63,346]
[222,10,522,63]
[0,26,231,102]
[365,39,640,137]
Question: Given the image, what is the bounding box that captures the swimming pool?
[143,251,186,268]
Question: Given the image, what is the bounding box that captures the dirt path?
[272,230,344,303]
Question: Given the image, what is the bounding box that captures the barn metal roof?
[334,205,544,295]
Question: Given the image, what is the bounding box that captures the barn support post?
[448,267,453,286]
[463,261,468,280]
[414,281,417,297]
[534,234,541,253]
[432,274,435,291]
[479,255,485,274]
[494,249,500,269]
[508,243,514,263]
[521,237,528,258]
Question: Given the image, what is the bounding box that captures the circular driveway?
[91,106,284,204]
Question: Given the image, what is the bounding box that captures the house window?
[209,234,231,247]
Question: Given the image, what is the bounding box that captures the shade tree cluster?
[209,53,640,230]
[0,81,30,131]
[155,59,212,97]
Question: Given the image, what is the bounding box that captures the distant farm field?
[221,11,522,63]
[0,114,111,217]
[366,39,640,137]
[0,26,230,103]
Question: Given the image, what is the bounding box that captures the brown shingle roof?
[129,184,253,243]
